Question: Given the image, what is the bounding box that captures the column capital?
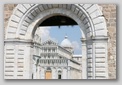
[4,39,34,45]
[92,36,108,40]
[80,38,86,42]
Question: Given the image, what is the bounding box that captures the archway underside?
[4,4,108,79]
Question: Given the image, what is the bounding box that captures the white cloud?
[37,27,58,43]
[72,41,81,54]
[37,27,51,42]
[72,41,80,50]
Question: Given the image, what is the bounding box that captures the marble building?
[32,34,82,79]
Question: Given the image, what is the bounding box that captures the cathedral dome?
[61,36,72,47]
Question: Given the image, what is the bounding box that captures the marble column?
[81,38,87,79]
[52,67,56,79]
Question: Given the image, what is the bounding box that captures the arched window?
[36,59,39,65]
[48,55,50,59]
[48,49,51,52]
[48,60,50,64]
[47,67,51,71]
[58,70,62,79]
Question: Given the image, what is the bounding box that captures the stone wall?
[4,4,116,79]
[99,4,116,79]
[4,4,17,29]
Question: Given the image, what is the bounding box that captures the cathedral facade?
[32,35,82,79]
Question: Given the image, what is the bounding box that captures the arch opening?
[31,12,86,40]
[39,15,77,26]
[34,14,83,55]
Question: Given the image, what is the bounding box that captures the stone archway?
[4,4,108,79]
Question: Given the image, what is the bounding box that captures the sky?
[37,25,82,54]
